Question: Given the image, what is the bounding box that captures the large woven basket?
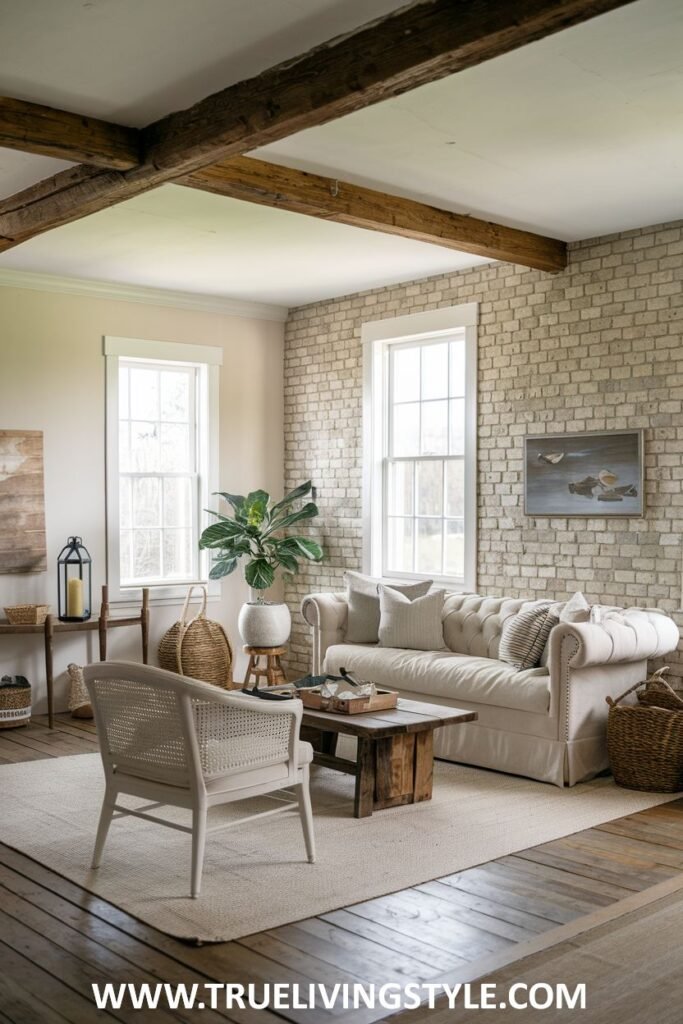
[158,585,233,688]
[606,667,683,793]
[0,676,31,729]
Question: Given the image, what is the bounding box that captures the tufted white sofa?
[301,591,680,787]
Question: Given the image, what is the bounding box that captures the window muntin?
[384,336,467,580]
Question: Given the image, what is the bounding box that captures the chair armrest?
[301,592,348,674]
[549,609,680,670]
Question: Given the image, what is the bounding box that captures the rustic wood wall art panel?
[0,429,47,573]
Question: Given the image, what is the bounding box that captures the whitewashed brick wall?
[284,221,683,685]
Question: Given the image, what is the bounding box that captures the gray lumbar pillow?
[499,603,560,670]
[345,571,433,644]
[378,586,446,651]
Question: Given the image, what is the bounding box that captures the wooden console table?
[0,585,149,728]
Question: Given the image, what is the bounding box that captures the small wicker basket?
[3,604,50,625]
[158,585,233,688]
[0,676,31,728]
[606,667,683,793]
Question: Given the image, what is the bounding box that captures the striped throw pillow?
[378,586,445,651]
[499,604,560,670]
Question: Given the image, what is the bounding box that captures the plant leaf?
[208,557,238,580]
[270,480,312,517]
[216,492,245,518]
[279,536,323,561]
[243,490,270,529]
[199,520,245,548]
[265,502,319,536]
[271,545,299,574]
[245,558,276,590]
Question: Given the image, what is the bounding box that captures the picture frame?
[524,428,644,518]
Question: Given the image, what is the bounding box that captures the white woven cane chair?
[83,661,315,898]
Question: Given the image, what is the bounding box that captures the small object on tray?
[3,604,50,625]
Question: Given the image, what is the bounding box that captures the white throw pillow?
[540,591,591,666]
[500,603,559,670]
[560,591,591,624]
[344,571,433,644]
[377,586,446,651]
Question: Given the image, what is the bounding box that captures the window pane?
[416,519,442,574]
[388,461,413,516]
[392,347,420,403]
[445,519,465,578]
[163,530,193,578]
[421,344,448,400]
[130,421,160,471]
[387,518,413,573]
[449,398,465,455]
[163,477,193,527]
[161,370,190,422]
[133,529,161,580]
[120,476,132,528]
[416,460,443,516]
[130,368,159,421]
[119,421,130,472]
[449,340,466,397]
[133,477,160,527]
[161,422,191,472]
[446,459,464,517]
[421,400,448,455]
[120,529,133,582]
[392,402,420,457]
[119,367,129,418]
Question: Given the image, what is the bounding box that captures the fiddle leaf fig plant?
[199,480,323,592]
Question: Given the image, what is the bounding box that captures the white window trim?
[104,336,222,605]
[362,303,477,592]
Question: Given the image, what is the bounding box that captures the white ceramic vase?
[238,600,291,647]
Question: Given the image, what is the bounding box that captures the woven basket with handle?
[606,667,683,793]
[158,585,233,688]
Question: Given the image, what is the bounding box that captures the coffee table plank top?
[300,698,476,738]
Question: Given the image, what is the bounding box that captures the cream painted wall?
[0,285,284,712]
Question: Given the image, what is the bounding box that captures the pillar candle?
[67,577,84,618]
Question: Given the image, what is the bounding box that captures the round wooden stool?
[243,646,288,688]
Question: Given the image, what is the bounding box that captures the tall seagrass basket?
[606,667,683,793]
[158,585,233,688]
[0,675,31,729]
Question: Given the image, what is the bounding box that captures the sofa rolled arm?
[550,609,680,670]
[301,592,348,674]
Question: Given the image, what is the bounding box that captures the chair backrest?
[86,666,194,787]
[84,662,300,788]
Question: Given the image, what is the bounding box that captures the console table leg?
[44,614,54,729]
[354,737,376,818]
[141,588,150,664]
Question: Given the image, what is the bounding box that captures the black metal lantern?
[57,536,92,622]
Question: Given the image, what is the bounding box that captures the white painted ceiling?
[0,0,682,307]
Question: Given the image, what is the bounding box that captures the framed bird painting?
[524,429,644,517]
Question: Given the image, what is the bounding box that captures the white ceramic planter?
[238,601,291,647]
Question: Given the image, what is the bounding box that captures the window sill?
[109,580,222,607]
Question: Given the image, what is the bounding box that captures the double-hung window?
[363,304,477,591]
[105,337,220,602]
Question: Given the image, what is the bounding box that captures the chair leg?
[91,789,116,869]
[191,804,208,898]
[296,765,316,864]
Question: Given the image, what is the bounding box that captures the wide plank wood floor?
[1,714,682,1023]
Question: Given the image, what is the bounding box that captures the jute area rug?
[0,753,677,943]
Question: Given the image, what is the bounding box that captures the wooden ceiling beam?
[0,97,140,169]
[181,157,567,272]
[0,0,636,252]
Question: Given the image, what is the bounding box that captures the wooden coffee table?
[300,698,476,818]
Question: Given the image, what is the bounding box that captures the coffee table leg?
[354,737,376,818]
[413,730,434,802]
